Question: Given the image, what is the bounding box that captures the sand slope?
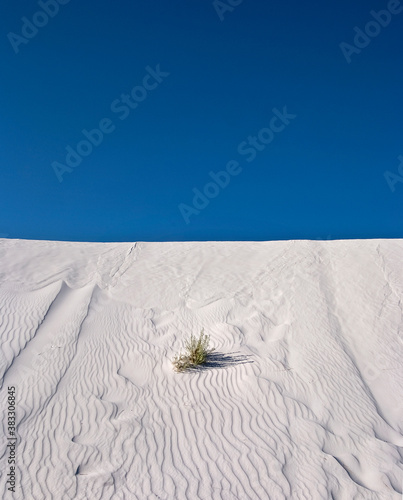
[0,239,402,499]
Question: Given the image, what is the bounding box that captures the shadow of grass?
[186,351,254,371]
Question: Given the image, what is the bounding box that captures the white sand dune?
[0,238,402,499]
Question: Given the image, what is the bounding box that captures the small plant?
[172,328,214,372]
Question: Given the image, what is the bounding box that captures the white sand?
[0,238,402,499]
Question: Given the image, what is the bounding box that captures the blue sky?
[1,0,402,242]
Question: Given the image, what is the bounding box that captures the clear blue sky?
[1,0,402,241]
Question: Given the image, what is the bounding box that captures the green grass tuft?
[172,328,214,372]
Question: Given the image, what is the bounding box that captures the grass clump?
[172,328,214,372]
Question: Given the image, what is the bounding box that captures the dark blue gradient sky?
[1,0,402,241]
